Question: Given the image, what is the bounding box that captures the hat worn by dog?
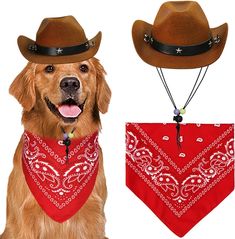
[18,15,101,64]
[128,1,234,237]
[22,130,99,222]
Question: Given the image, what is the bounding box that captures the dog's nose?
[60,77,80,93]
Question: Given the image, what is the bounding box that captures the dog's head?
[10,58,111,127]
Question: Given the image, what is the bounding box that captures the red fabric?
[22,131,99,223]
[126,123,234,237]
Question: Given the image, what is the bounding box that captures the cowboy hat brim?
[18,31,102,64]
[132,20,228,69]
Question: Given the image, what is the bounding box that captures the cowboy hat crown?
[132,1,228,68]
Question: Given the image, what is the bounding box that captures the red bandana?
[22,131,99,223]
[126,123,234,237]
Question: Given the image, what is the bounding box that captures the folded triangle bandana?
[126,123,234,237]
[22,130,99,222]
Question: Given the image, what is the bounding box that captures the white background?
[0,0,234,238]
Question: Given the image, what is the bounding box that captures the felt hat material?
[132,1,228,69]
[18,16,101,64]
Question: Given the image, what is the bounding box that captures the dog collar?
[22,130,99,222]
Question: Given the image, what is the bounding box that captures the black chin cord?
[156,66,209,148]
[176,123,181,148]
[61,127,76,162]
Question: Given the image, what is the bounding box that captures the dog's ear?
[9,62,36,111]
[93,58,111,114]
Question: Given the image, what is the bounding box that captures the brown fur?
[1,58,111,239]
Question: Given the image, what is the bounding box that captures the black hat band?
[28,40,95,56]
[144,34,220,56]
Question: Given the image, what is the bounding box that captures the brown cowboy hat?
[18,15,101,64]
[132,1,228,69]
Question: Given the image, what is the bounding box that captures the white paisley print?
[23,131,99,210]
[126,123,234,217]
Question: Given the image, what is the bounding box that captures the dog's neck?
[22,110,100,139]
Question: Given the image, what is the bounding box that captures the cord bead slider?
[173,115,183,123]
[68,132,74,138]
[174,109,180,115]
[63,138,71,147]
[63,133,68,139]
[180,108,186,115]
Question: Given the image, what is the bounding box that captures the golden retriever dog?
[1,58,111,239]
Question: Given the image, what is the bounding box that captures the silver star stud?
[56,48,63,55]
[176,47,183,54]
[208,40,213,47]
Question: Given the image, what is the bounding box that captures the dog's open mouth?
[45,97,86,123]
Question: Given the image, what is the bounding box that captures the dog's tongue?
[58,105,81,118]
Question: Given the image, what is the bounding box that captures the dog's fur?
[1,58,111,239]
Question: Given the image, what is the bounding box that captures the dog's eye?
[79,64,89,73]
[45,65,55,73]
